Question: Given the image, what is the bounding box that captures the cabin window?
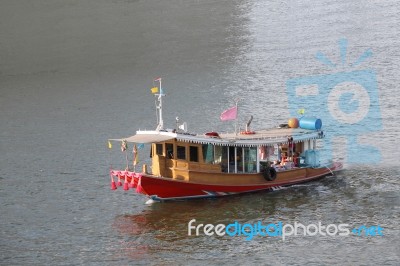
[244,147,257,173]
[221,146,229,172]
[155,143,163,156]
[177,145,186,160]
[189,146,199,162]
[230,147,240,173]
[214,146,222,164]
[166,143,174,159]
[202,144,214,164]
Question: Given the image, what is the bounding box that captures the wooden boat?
[108,78,343,202]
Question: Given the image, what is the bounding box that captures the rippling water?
[1,0,399,265]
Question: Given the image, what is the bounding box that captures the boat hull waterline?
[110,162,343,201]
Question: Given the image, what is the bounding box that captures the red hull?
[110,162,343,201]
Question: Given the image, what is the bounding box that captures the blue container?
[299,117,322,130]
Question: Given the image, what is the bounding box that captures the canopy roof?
[109,131,175,143]
[110,127,323,147]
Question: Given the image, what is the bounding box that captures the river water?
[0,0,399,265]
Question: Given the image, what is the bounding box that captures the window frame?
[189,146,199,162]
[176,145,186,160]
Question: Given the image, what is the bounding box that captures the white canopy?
[109,131,176,143]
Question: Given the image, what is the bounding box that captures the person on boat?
[293,152,300,167]
[281,152,288,163]
[273,160,280,167]
[272,160,284,171]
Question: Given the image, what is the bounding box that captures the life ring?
[240,131,256,135]
[263,167,277,181]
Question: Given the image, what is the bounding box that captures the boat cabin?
[145,128,323,183]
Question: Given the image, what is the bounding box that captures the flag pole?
[235,98,239,136]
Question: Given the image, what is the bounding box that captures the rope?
[325,165,334,176]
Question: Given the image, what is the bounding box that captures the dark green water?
[1,0,399,265]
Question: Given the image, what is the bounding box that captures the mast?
[154,78,165,131]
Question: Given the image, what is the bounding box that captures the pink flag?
[220,106,237,121]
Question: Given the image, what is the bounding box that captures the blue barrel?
[299,117,322,130]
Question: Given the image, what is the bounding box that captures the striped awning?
[109,128,323,146]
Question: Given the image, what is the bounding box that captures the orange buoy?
[117,173,123,186]
[123,173,129,191]
[288,118,299,128]
[110,175,117,190]
[129,175,135,188]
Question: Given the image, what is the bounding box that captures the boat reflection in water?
[110,181,339,261]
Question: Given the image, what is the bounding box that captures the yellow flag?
[108,140,112,149]
[297,109,305,115]
[151,87,159,94]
